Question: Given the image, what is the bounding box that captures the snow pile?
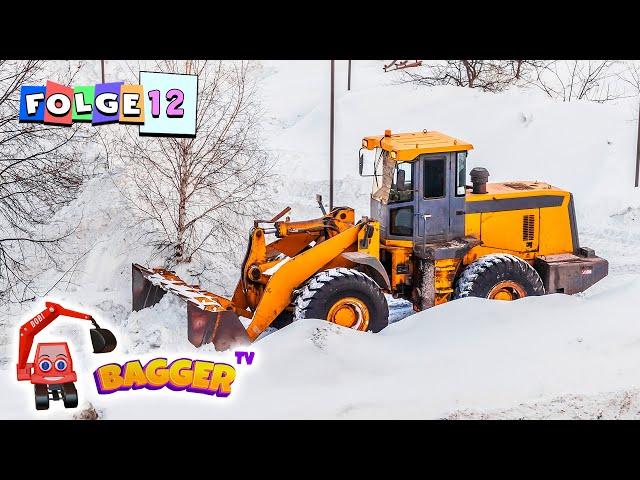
[19,277,639,420]
[447,389,640,420]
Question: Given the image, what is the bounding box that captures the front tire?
[270,309,293,330]
[294,268,389,332]
[61,383,78,408]
[34,384,49,411]
[453,253,545,301]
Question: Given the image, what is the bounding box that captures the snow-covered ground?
[447,388,640,420]
[2,60,640,419]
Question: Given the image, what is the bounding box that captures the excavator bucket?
[132,263,251,350]
[132,264,166,311]
[90,327,117,353]
[187,303,250,351]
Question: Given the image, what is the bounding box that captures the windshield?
[371,149,393,203]
[371,150,414,204]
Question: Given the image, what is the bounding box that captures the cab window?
[423,158,445,199]
[456,151,467,196]
[390,206,414,236]
[389,162,413,204]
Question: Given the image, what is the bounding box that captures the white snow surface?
[2,60,640,419]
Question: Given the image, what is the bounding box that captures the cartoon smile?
[44,376,63,381]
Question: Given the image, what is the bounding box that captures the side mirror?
[396,168,407,191]
[359,150,364,176]
[90,327,117,353]
[315,194,327,215]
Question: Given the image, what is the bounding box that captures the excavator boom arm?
[130,207,365,351]
[246,222,364,339]
[16,302,112,381]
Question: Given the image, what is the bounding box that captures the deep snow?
[2,60,640,419]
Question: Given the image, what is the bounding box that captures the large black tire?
[270,309,293,330]
[61,382,78,409]
[34,384,49,411]
[453,253,545,300]
[294,267,389,332]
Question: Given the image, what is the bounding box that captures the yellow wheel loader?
[132,130,608,350]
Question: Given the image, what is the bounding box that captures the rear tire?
[294,268,389,332]
[61,382,78,409]
[453,253,545,301]
[34,384,49,411]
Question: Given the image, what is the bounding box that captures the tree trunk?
[514,60,523,79]
[175,138,190,263]
[176,191,187,262]
[462,60,474,88]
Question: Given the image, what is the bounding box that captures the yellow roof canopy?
[362,130,473,161]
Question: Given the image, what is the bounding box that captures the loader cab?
[362,130,473,250]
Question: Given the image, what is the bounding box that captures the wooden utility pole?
[636,99,640,187]
[330,60,335,210]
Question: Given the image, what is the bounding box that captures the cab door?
[414,154,449,244]
[380,161,415,241]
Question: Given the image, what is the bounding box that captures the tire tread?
[454,253,545,299]
[293,267,388,332]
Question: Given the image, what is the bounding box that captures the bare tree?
[117,60,271,270]
[0,60,94,302]
[399,60,536,92]
[397,59,623,103]
[617,61,640,97]
[526,60,622,103]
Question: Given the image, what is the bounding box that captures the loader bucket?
[187,302,250,351]
[132,263,166,311]
[90,327,117,353]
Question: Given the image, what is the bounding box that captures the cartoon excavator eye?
[39,360,52,372]
[55,359,67,371]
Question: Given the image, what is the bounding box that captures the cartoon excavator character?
[16,302,117,411]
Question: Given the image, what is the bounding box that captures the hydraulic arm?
[16,302,116,381]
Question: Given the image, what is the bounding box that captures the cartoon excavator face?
[32,343,77,384]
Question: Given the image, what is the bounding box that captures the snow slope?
[5,282,640,419]
[102,281,640,419]
[447,388,640,420]
[2,60,640,419]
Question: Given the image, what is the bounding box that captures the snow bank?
[448,388,640,420]
[27,274,635,419]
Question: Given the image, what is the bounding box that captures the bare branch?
[0,60,97,302]
[115,60,273,270]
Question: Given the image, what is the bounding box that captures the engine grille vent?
[522,214,535,241]
[505,182,534,190]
